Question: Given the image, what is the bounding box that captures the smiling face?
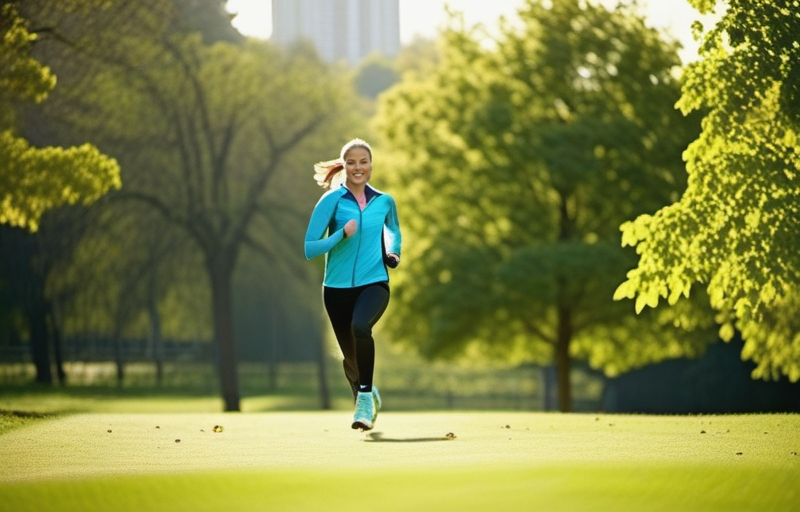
[343,146,372,188]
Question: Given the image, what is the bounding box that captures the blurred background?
[1,0,798,415]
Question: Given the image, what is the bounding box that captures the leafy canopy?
[374,0,714,383]
[615,0,800,382]
[0,2,120,231]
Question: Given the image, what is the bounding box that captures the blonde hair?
[313,138,373,189]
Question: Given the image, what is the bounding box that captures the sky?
[225,0,721,63]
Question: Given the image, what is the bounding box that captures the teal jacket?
[304,184,402,288]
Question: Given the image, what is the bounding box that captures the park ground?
[0,410,798,512]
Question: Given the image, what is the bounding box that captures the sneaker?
[351,391,374,431]
[372,386,382,422]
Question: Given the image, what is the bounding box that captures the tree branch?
[523,318,555,345]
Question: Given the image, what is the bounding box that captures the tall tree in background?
[1,0,128,384]
[23,1,357,409]
[615,0,800,382]
[374,0,714,411]
[6,0,204,385]
[105,38,352,411]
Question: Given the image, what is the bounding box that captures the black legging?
[323,282,390,397]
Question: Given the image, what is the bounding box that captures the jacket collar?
[341,183,382,201]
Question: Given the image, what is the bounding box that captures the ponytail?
[313,159,344,189]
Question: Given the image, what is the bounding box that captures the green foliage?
[374,0,714,381]
[617,0,800,382]
[0,130,120,231]
[0,2,120,232]
[0,4,54,108]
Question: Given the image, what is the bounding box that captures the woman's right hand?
[344,219,357,238]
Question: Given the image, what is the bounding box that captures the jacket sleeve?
[304,194,345,260]
[383,196,402,256]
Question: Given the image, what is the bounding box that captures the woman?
[304,138,401,431]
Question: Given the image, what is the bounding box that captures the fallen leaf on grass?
[213,425,224,433]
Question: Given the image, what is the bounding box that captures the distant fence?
[0,338,212,364]
[0,339,214,387]
[0,352,606,412]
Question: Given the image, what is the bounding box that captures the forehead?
[344,147,371,160]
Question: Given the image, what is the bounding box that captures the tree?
[21,0,237,390]
[373,0,715,411]
[615,0,800,383]
[0,2,120,232]
[34,19,358,409]
[1,0,127,384]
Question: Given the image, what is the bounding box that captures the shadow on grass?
[0,409,60,436]
[0,409,54,418]
[364,431,456,443]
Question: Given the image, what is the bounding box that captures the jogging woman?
[304,138,401,431]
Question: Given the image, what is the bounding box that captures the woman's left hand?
[386,253,400,268]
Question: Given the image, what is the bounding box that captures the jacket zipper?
[350,194,375,287]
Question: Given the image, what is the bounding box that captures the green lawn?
[0,410,797,512]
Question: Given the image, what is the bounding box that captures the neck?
[346,183,367,196]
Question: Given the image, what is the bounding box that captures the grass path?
[1,411,798,511]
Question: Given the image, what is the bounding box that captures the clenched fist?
[344,219,358,238]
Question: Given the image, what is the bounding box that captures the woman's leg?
[323,287,360,399]
[350,284,390,393]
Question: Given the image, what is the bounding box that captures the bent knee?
[352,323,372,340]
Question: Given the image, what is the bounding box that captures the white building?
[271,0,400,66]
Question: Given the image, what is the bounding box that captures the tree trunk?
[148,291,164,387]
[208,253,241,412]
[48,305,67,385]
[556,318,572,412]
[268,306,278,390]
[114,329,125,387]
[555,191,575,412]
[556,302,573,412]
[28,298,53,385]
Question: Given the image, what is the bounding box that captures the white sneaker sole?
[352,418,373,431]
